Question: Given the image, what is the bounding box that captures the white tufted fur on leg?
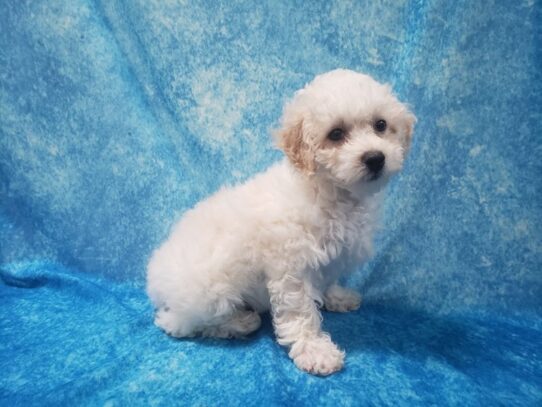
[267,273,344,375]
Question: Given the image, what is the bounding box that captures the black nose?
[362,151,385,173]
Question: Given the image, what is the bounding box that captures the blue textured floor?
[1,262,541,405]
[1,0,541,405]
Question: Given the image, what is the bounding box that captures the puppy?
[147,69,415,375]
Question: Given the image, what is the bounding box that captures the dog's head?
[275,69,416,194]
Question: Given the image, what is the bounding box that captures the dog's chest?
[316,197,375,266]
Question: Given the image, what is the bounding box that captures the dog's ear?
[275,119,316,175]
[403,111,417,150]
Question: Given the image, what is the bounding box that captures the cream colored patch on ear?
[275,120,316,175]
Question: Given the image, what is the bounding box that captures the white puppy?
[147,69,415,375]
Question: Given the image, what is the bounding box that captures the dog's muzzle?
[362,151,385,180]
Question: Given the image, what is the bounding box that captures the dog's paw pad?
[290,337,345,376]
[324,286,361,312]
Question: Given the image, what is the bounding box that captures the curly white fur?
[147,69,415,375]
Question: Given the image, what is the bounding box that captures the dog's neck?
[311,175,357,209]
[286,161,382,263]
[289,162,378,213]
[283,159,384,217]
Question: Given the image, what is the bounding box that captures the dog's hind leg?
[154,307,198,338]
[155,282,261,339]
[200,308,261,338]
[323,284,361,312]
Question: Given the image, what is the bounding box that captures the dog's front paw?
[324,285,361,312]
[289,336,345,376]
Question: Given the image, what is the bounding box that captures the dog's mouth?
[369,171,382,182]
[366,170,383,182]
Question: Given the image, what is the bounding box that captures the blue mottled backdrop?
[1,0,541,405]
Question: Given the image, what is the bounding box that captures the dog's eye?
[374,119,387,132]
[327,128,345,141]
